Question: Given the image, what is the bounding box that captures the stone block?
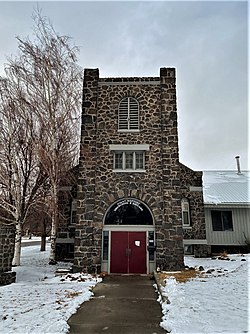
[70,68,206,274]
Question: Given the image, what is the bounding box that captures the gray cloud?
[0,1,247,170]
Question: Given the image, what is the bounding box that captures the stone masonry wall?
[74,68,186,273]
[74,69,99,273]
[179,163,208,256]
[0,224,16,285]
[179,163,206,239]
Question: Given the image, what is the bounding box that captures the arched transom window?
[118,97,139,131]
[104,199,153,225]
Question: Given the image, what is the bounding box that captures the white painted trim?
[204,203,250,209]
[112,169,146,173]
[118,130,140,133]
[183,239,208,245]
[189,186,203,192]
[101,228,155,274]
[103,225,155,232]
[109,144,150,151]
[99,81,160,86]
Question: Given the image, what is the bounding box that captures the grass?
[156,268,199,285]
[219,250,229,258]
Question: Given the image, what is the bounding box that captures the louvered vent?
[118,97,139,130]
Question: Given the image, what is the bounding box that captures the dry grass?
[65,291,81,298]
[219,250,229,258]
[156,268,199,285]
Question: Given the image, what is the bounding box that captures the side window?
[118,97,139,131]
[181,198,191,226]
[102,231,109,261]
[211,211,233,231]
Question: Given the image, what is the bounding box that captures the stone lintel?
[183,239,207,245]
[109,144,150,151]
[189,186,203,192]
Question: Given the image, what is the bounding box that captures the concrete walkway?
[68,275,166,334]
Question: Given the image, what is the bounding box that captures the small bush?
[219,250,228,258]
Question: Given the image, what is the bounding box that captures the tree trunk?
[40,219,46,251]
[12,221,22,266]
[49,184,58,264]
[41,235,46,251]
[49,216,57,264]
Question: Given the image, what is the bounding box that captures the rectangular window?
[114,152,123,169]
[102,231,109,261]
[113,151,145,171]
[184,245,194,255]
[183,211,189,226]
[125,152,133,169]
[211,211,233,231]
[181,198,191,226]
[69,200,77,225]
[135,152,144,169]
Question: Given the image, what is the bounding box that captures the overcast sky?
[0,1,248,171]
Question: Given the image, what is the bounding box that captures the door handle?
[125,248,131,256]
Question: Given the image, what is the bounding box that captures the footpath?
[68,275,166,334]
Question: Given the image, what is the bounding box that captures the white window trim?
[114,169,146,173]
[118,129,140,133]
[110,144,149,173]
[110,144,150,151]
[113,151,146,172]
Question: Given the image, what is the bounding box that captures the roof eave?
[204,202,250,209]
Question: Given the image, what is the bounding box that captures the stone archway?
[102,198,155,274]
[104,198,154,226]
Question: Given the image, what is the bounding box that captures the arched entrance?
[102,198,155,274]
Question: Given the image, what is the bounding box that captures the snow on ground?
[159,254,249,334]
[0,244,101,334]
[21,236,45,243]
[1,242,249,334]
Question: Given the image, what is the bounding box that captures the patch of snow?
[1,244,249,334]
[0,245,101,334]
[21,236,49,243]
[159,254,249,333]
[203,170,250,204]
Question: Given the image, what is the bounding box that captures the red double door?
[110,231,146,274]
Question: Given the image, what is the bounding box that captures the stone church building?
[57,67,208,274]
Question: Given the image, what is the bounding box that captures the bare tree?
[25,200,51,251]
[3,10,82,264]
[0,77,47,265]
